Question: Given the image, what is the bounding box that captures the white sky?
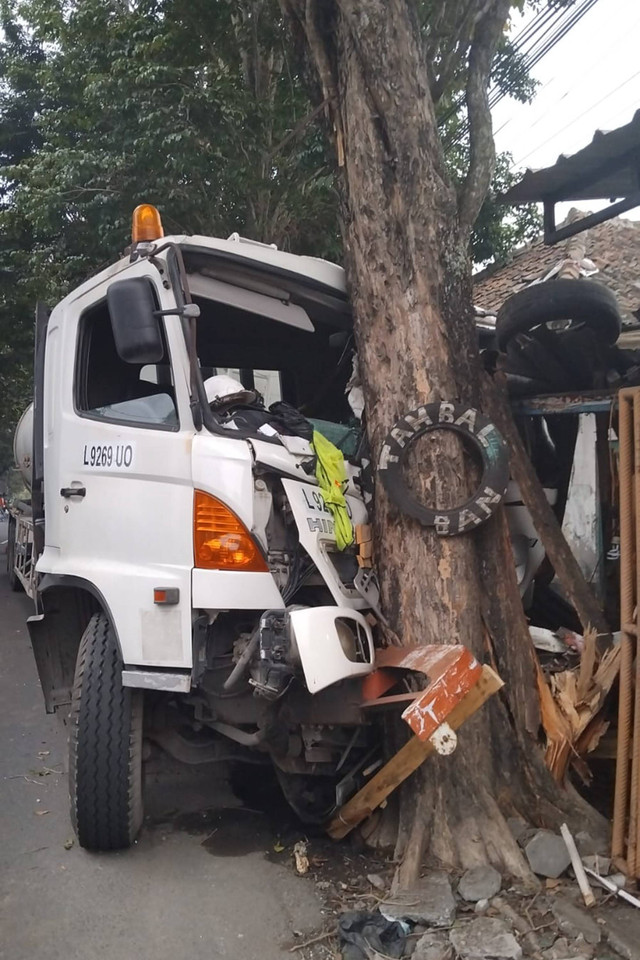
[493,0,640,221]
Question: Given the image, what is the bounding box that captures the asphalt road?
[0,520,324,960]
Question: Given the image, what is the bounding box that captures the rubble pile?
[294,826,640,960]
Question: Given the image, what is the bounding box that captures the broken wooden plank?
[359,539,373,560]
[401,649,482,741]
[326,665,503,840]
[355,523,372,544]
[486,378,610,642]
[576,629,597,704]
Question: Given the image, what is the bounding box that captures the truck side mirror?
[107,277,164,364]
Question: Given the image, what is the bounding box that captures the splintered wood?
[538,632,619,783]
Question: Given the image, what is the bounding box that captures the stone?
[475,899,490,916]
[545,954,591,960]
[536,931,557,951]
[607,923,640,960]
[580,855,611,876]
[380,873,456,927]
[544,936,569,959]
[449,918,522,960]
[575,832,607,858]
[608,872,627,889]
[550,899,601,946]
[413,932,453,960]
[507,817,531,845]
[542,937,594,960]
[367,873,386,891]
[458,866,502,902]
[525,830,571,879]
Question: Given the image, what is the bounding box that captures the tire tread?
[69,613,143,850]
[496,279,622,352]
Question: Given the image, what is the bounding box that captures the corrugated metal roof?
[501,110,640,204]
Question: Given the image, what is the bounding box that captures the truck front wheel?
[69,613,143,850]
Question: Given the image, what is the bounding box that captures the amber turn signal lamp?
[194,491,268,572]
[132,203,164,243]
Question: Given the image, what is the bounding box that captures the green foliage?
[0,0,541,473]
[0,5,44,476]
[0,0,340,472]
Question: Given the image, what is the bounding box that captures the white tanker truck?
[7,404,35,594]
[7,205,511,852]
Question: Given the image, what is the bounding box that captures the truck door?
[38,258,194,669]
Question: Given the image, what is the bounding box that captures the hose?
[222,625,260,691]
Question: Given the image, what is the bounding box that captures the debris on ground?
[286,830,637,960]
[550,898,602,945]
[293,840,309,875]
[585,869,640,909]
[338,910,407,960]
[449,917,522,960]
[559,823,595,908]
[581,855,610,875]
[542,935,592,960]
[412,931,453,960]
[380,872,457,927]
[366,873,386,892]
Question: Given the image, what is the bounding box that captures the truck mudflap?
[327,645,503,838]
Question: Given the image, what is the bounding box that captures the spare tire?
[378,402,509,536]
[495,279,622,352]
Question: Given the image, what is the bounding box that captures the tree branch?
[457,0,510,235]
[279,0,344,160]
[267,94,332,159]
[429,1,477,104]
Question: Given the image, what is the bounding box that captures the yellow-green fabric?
[312,430,354,551]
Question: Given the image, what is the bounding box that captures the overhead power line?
[512,67,640,168]
[442,0,602,151]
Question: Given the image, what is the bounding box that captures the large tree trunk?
[282,0,606,884]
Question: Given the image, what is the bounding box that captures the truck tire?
[495,279,622,352]
[7,518,22,592]
[69,613,143,850]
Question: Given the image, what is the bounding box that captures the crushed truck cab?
[15,209,495,851]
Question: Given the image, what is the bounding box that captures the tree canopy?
[0,0,540,475]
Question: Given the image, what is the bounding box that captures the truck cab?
[27,210,380,848]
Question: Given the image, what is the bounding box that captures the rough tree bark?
[281,0,606,884]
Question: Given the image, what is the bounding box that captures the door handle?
[60,486,86,499]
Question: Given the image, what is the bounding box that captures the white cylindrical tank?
[13,403,34,491]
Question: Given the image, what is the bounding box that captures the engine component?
[378,402,509,536]
[250,609,295,699]
[223,626,259,691]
